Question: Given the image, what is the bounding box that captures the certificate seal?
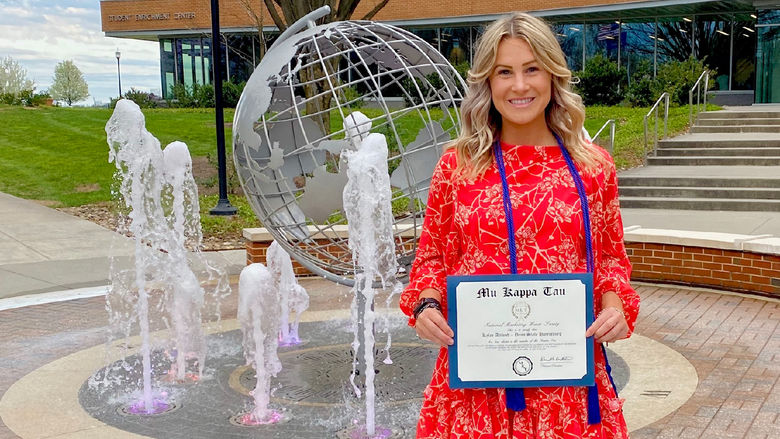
[511,301,531,320]
[512,356,533,376]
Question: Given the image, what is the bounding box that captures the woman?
[400,12,640,438]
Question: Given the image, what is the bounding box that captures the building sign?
[108,12,196,22]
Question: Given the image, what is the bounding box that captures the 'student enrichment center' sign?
[108,12,196,22]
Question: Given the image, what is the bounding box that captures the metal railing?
[689,70,710,126]
[592,119,616,155]
[643,92,670,161]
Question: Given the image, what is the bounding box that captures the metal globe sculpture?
[233,13,465,284]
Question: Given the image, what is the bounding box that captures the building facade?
[100,0,780,104]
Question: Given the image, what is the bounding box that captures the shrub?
[625,60,656,107]
[341,85,364,108]
[1,88,35,106]
[29,90,51,106]
[192,83,215,108]
[17,89,34,106]
[221,80,245,108]
[454,61,470,83]
[164,81,243,108]
[576,53,626,106]
[123,87,158,108]
[401,72,444,106]
[169,82,194,108]
[656,57,715,106]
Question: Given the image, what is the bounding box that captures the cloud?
[0,0,160,103]
[63,6,91,15]
[2,7,32,18]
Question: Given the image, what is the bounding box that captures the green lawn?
[0,103,710,209]
[0,106,234,206]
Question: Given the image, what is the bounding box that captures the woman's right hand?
[415,307,454,347]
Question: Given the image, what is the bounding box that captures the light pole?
[208,0,237,216]
[115,49,122,98]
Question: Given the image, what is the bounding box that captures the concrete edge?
[243,225,420,241]
[243,226,780,257]
[623,228,780,256]
[0,285,109,312]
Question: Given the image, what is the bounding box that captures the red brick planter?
[625,242,780,296]
[245,227,780,298]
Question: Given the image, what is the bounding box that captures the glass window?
[695,15,731,90]
[732,15,757,91]
[756,21,780,102]
[226,34,256,83]
[410,28,439,52]
[620,21,656,74]
[182,42,194,88]
[159,38,176,98]
[584,22,620,62]
[201,39,212,85]
[655,17,695,63]
[440,27,471,67]
[552,23,584,71]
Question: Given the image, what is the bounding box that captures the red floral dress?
[400,141,640,438]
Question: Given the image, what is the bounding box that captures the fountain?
[80,8,463,436]
[104,99,228,413]
[237,262,284,424]
[342,111,400,437]
[235,241,309,424]
[267,240,309,346]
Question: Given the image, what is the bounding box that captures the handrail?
[643,92,670,162]
[689,70,710,126]
[592,119,616,155]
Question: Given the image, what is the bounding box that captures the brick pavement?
[630,284,780,439]
[1,282,779,438]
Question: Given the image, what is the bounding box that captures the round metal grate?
[233,343,437,406]
[117,400,180,417]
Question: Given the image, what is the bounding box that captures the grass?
[0,103,717,236]
[0,106,233,206]
[198,194,261,236]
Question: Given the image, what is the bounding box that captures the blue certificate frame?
[447,273,595,389]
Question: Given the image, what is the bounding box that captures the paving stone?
[2,283,780,438]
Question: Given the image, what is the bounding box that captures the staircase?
[619,108,780,211]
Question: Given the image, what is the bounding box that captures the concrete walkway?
[0,191,245,302]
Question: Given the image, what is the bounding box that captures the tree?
[241,0,391,132]
[49,60,89,106]
[0,56,35,102]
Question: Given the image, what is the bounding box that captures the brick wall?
[101,0,643,33]
[246,234,780,298]
[246,234,418,277]
[626,243,780,297]
[246,238,351,277]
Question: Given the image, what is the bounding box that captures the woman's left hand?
[585,307,628,344]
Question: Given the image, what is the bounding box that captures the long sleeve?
[595,157,640,336]
[399,150,458,326]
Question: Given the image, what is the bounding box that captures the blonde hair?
[452,12,606,178]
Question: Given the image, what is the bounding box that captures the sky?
[0,0,160,105]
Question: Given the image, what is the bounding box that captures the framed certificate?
[447,273,595,389]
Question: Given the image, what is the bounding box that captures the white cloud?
[63,6,91,15]
[0,0,160,104]
[3,6,32,17]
